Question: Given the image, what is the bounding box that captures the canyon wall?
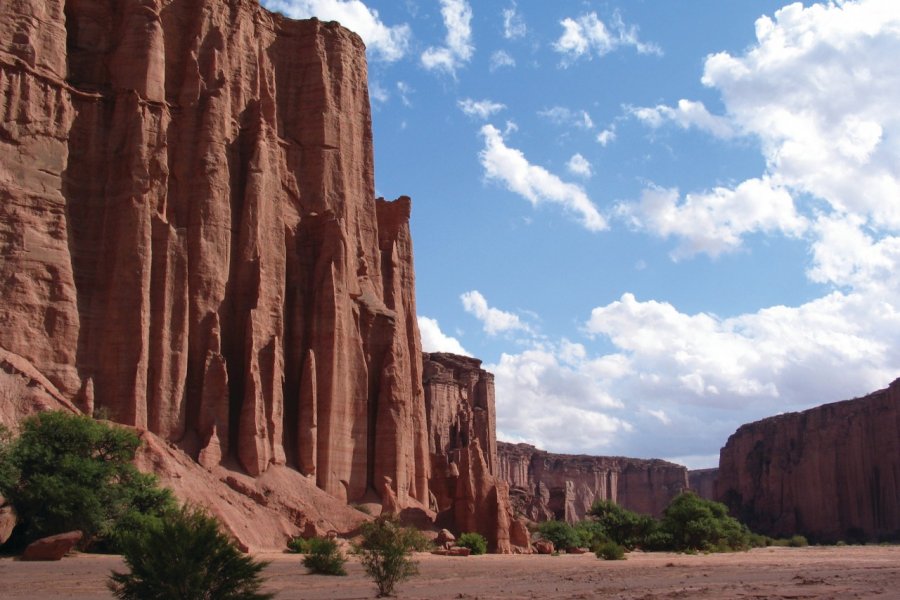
[423,353,527,553]
[717,380,900,542]
[498,442,689,522]
[688,468,718,501]
[0,0,432,547]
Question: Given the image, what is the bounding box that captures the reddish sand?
[1,546,898,599]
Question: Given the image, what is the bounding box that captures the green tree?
[536,520,582,551]
[657,492,750,552]
[0,411,174,549]
[109,505,273,599]
[588,500,657,550]
[355,516,420,597]
[456,532,488,555]
[303,537,347,575]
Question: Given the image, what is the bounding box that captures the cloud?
[418,316,470,356]
[502,2,526,39]
[489,50,516,71]
[460,290,530,336]
[458,98,506,120]
[596,128,616,146]
[421,0,474,75]
[478,124,607,231]
[538,106,594,130]
[630,99,736,139]
[396,81,413,106]
[566,153,592,178]
[616,178,807,259]
[262,0,410,61]
[554,11,661,63]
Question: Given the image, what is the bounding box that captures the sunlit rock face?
[717,381,900,543]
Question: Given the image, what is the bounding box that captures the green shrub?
[595,540,626,560]
[588,500,657,550]
[536,520,581,551]
[574,519,607,549]
[108,505,273,600]
[287,536,312,554]
[0,412,175,550]
[355,516,420,597]
[457,532,488,555]
[656,492,750,552]
[303,537,347,575]
[788,535,809,548]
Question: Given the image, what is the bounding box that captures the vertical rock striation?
[0,0,428,514]
[423,353,523,553]
[716,381,900,542]
[498,442,689,522]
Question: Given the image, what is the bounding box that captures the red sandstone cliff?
[498,442,689,522]
[423,353,528,553]
[716,380,900,543]
[0,0,432,548]
[688,468,718,501]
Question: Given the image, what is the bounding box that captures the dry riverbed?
[1,545,898,599]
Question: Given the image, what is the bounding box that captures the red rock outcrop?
[0,0,430,547]
[716,380,900,543]
[21,530,83,561]
[688,468,718,501]
[498,442,689,522]
[423,352,524,553]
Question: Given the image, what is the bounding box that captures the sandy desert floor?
[1,545,898,599]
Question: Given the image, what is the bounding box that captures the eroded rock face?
[1,0,428,526]
[423,353,523,553]
[498,442,689,522]
[688,468,718,501]
[717,381,900,543]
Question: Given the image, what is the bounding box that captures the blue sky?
[262,0,900,468]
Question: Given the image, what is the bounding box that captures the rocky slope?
[717,380,900,542]
[498,442,689,522]
[423,353,528,552]
[0,0,433,548]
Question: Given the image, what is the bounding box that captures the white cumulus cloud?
[566,153,593,178]
[262,0,410,61]
[458,98,506,120]
[478,124,607,231]
[554,11,661,63]
[630,99,736,139]
[502,2,527,39]
[539,106,594,130]
[421,0,474,75]
[490,50,516,71]
[460,290,530,336]
[418,316,469,356]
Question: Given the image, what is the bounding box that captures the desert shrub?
[588,500,657,550]
[457,532,488,555]
[303,537,347,575]
[595,540,626,560]
[355,516,420,597]
[536,520,581,551]
[574,519,607,549]
[747,533,771,548]
[656,492,750,552]
[641,529,675,552]
[0,424,15,495]
[788,535,809,548]
[108,505,273,600]
[0,412,175,549]
[287,536,312,553]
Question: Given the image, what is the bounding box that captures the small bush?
[355,516,420,597]
[595,541,626,560]
[457,532,488,555]
[574,519,607,549]
[303,537,347,576]
[588,500,657,550]
[536,520,581,551]
[108,505,273,600]
[656,492,750,552]
[788,535,809,548]
[287,536,311,554]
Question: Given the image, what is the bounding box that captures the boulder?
[534,540,554,555]
[22,531,83,561]
[436,529,456,548]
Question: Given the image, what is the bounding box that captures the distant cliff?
[688,468,718,501]
[498,442,689,522]
[717,380,900,542]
